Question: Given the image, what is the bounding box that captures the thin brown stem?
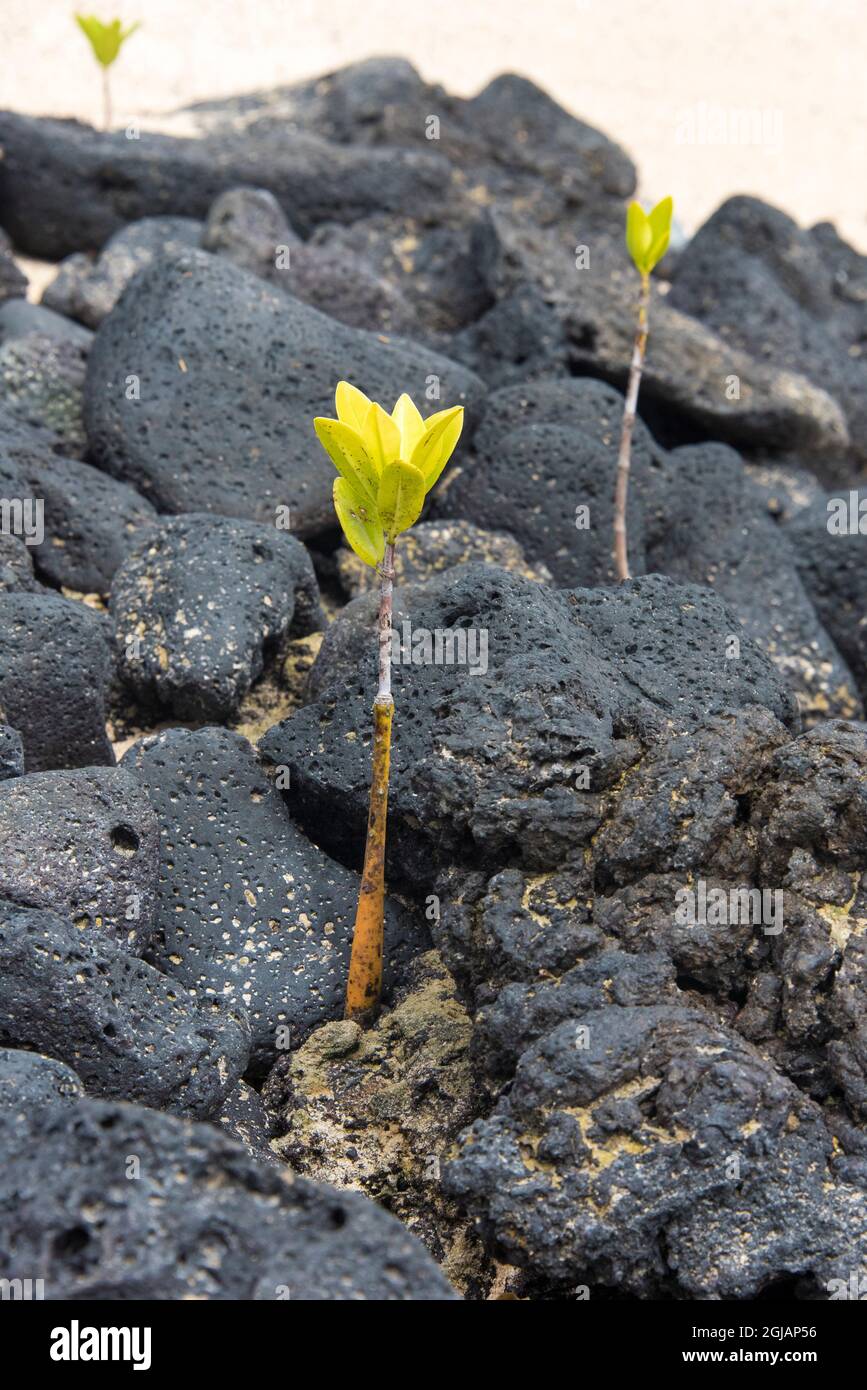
[344,543,396,1025]
[613,272,650,582]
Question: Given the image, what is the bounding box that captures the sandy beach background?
[1,0,865,258]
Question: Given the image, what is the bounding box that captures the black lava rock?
[123,726,429,1074]
[0,593,114,771]
[110,514,323,720]
[669,195,867,470]
[0,903,250,1117]
[0,110,452,259]
[0,331,88,453]
[261,567,798,884]
[0,1094,458,1298]
[0,724,23,780]
[43,215,202,328]
[0,765,159,950]
[785,493,867,702]
[85,248,485,532]
[0,1046,84,1110]
[443,1002,867,1297]
[0,449,156,594]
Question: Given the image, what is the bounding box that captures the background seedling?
[314,383,463,1024]
[613,195,673,581]
[74,14,141,131]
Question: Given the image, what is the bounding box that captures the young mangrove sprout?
[614,195,674,581]
[74,14,141,131]
[314,383,464,1025]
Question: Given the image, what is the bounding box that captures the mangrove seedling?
[314,383,464,1024]
[74,14,141,131]
[613,195,674,581]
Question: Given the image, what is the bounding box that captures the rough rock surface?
[0,109,454,259]
[261,567,798,884]
[0,593,114,772]
[670,195,867,469]
[110,514,323,720]
[0,448,156,594]
[785,494,867,702]
[443,1002,867,1298]
[265,951,494,1295]
[0,1095,458,1299]
[0,765,159,950]
[0,725,23,780]
[43,215,202,328]
[0,331,88,453]
[0,1046,84,1111]
[85,249,484,532]
[123,727,429,1073]
[0,903,250,1117]
[336,518,551,598]
[442,378,858,719]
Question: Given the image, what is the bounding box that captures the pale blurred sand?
[1,0,865,272]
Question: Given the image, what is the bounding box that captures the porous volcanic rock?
[0,449,156,594]
[0,903,250,1117]
[785,493,867,702]
[336,518,551,598]
[0,593,114,771]
[85,248,485,532]
[0,1046,84,1111]
[0,765,159,950]
[43,215,202,328]
[0,331,88,452]
[264,950,493,1295]
[0,109,453,259]
[110,514,323,721]
[123,726,429,1074]
[261,567,798,885]
[0,725,23,780]
[669,195,867,469]
[0,1095,458,1299]
[443,1002,867,1297]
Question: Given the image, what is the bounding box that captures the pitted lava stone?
[0,534,40,594]
[0,593,114,771]
[85,248,484,533]
[0,725,23,780]
[110,513,324,720]
[0,1046,84,1110]
[0,448,156,594]
[0,109,453,259]
[0,1095,458,1299]
[0,903,250,1118]
[0,765,160,950]
[0,331,88,453]
[260,567,798,884]
[669,195,867,469]
[43,215,202,328]
[443,1002,867,1297]
[123,726,429,1074]
[785,493,867,702]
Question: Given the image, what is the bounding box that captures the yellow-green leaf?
[313,417,379,506]
[335,380,371,434]
[75,15,139,67]
[333,477,385,567]
[410,406,464,490]
[391,392,426,458]
[362,401,401,473]
[645,196,673,272]
[378,459,426,541]
[625,202,652,274]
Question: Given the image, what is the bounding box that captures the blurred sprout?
[74,15,141,130]
[625,196,673,277]
[614,195,674,581]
